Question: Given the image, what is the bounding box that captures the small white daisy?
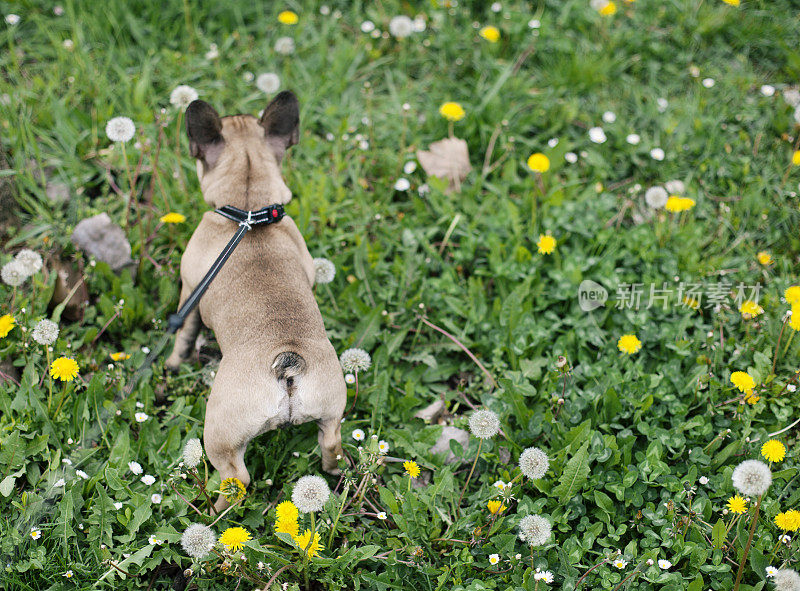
[602,111,616,123]
[658,559,672,569]
[113,502,123,510]
[565,152,578,163]
[141,474,156,486]
[30,528,41,540]
[649,148,665,161]
[360,20,375,33]
[352,429,365,441]
[547,137,559,148]
[699,476,709,485]
[54,478,66,487]
[626,133,641,145]
[63,570,73,579]
[489,553,500,565]
[766,566,778,577]
[205,43,219,59]
[394,178,411,191]
[403,161,417,174]
[493,480,507,491]
[151,493,162,504]
[378,440,389,454]
[787,384,796,392]
[377,511,387,520]
[613,558,628,569]
[5,14,20,25]
[148,535,161,545]
[588,127,607,144]
[128,461,143,475]
[761,84,776,97]
[528,18,540,29]
[76,470,88,480]
[345,373,356,385]
[702,78,715,88]
[656,97,668,112]
[134,412,149,423]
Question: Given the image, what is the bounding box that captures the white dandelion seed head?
[141,474,155,486]
[519,447,549,479]
[128,461,143,474]
[2,260,28,287]
[702,78,715,88]
[181,523,216,559]
[15,249,42,275]
[274,36,295,55]
[588,127,607,144]
[589,0,608,9]
[469,409,500,439]
[413,16,426,32]
[32,319,59,345]
[664,180,685,195]
[761,84,776,97]
[292,475,331,513]
[182,438,203,468]
[528,18,540,29]
[62,39,74,49]
[793,106,800,125]
[105,117,136,143]
[518,514,551,547]
[732,459,772,497]
[340,348,371,373]
[256,72,281,94]
[389,15,414,38]
[644,186,668,209]
[784,88,800,107]
[313,258,335,284]
[778,569,800,591]
[649,147,665,161]
[169,85,198,109]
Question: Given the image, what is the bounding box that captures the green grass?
[1,0,800,589]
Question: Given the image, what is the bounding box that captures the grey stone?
[429,425,469,465]
[46,181,70,203]
[71,213,132,271]
[414,399,446,423]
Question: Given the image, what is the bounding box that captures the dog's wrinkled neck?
[198,147,293,210]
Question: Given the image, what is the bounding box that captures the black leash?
[121,203,285,398]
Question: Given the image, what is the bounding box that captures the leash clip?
[239,210,254,230]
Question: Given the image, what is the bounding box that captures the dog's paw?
[323,466,341,476]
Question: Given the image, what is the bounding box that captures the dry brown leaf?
[416,137,471,193]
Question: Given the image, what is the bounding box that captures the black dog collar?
[215,204,285,229]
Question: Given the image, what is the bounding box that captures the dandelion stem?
[327,481,350,549]
[772,317,788,376]
[732,493,762,591]
[45,348,53,413]
[458,438,483,508]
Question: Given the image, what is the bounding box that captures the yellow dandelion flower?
[665,196,696,212]
[739,300,764,319]
[727,495,747,514]
[617,334,642,355]
[110,352,130,361]
[220,477,246,503]
[790,306,800,331]
[293,529,323,557]
[50,357,79,382]
[487,500,506,514]
[275,515,299,538]
[785,286,800,305]
[746,393,760,404]
[793,151,800,166]
[403,460,420,478]
[721,0,739,5]
[439,102,465,122]
[761,440,786,463]
[527,153,550,173]
[0,314,15,338]
[682,296,700,310]
[276,500,299,522]
[277,10,298,25]
[219,526,251,552]
[537,234,556,255]
[599,1,617,15]
[776,509,800,532]
[730,371,755,394]
[159,212,186,224]
[479,26,500,43]
[757,252,773,266]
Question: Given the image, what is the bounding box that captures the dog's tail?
[271,351,306,383]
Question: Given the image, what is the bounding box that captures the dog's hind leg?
[165,283,203,370]
[204,429,251,514]
[317,417,343,475]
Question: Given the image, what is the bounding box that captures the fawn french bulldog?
[165,92,345,512]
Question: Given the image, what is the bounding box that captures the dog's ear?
[260,90,299,159]
[186,100,224,166]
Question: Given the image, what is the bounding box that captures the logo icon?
[578,279,608,311]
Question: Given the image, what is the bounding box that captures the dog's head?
[185,91,300,209]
